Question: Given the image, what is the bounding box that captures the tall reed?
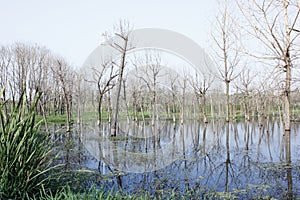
[0,90,54,199]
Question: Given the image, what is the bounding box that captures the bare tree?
[56,59,75,133]
[122,76,131,124]
[128,81,139,122]
[234,68,255,121]
[0,46,12,102]
[75,71,90,125]
[91,61,117,125]
[179,72,189,125]
[212,0,242,122]
[0,42,79,132]
[168,72,179,124]
[103,20,133,136]
[190,72,214,123]
[133,52,163,126]
[237,0,300,131]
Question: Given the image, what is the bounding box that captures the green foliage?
[35,114,72,124]
[0,91,54,199]
[38,185,153,200]
[212,191,238,199]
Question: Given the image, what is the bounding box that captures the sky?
[0,0,218,68]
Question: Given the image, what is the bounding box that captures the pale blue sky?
[0,0,218,67]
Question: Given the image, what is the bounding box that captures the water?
[51,120,300,199]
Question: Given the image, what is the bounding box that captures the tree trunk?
[111,38,128,137]
[202,95,208,123]
[284,59,291,131]
[107,91,112,124]
[97,95,103,125]
[283,0,291,131]
[225,80,230,122]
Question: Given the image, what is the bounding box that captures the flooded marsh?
[51,120,300,199]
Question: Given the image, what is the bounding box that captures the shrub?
[0,90,54,199]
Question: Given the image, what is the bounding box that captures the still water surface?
[51,120,300,199]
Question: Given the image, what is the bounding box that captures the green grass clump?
[35,114,71,124]
[38,185,157,200]
[0,90,54,199]
[39,186,114,200]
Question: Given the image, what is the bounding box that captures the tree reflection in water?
[52,120,300,199]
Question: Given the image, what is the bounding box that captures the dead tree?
[212,0,242,122]
[133,52,163,126]
[234,68,255,121]
[237,0,300,131]
[91,61,117,125]
[190,72,214,123]
[56,59,75,133]
[103,20,133,136]
[168,73,179,124]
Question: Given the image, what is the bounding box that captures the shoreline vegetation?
[36,110,298,125]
